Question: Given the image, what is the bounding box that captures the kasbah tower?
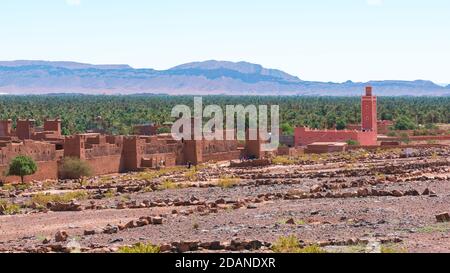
[294,86,379,147]
[361,86,378,133]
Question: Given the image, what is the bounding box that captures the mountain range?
[0,60,448,96]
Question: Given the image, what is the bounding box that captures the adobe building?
[0,118,63,142]
[0,117,266,183]
[294,87,379,147]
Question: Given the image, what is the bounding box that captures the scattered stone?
[55,231,68,242]
[84,230,96,236]
[136,219,150,227]
[286,218,296,225]
[436,213,450,223]
[310,185,323,193]
[42,237,51,244]
[152,217,163,225]
[103,225,119,234]
[391,190,403,197]
[48,201,83,212]
[109,238,124,244]
[116,203,127,210]
[159,244,172,253]
[124,220,138,229]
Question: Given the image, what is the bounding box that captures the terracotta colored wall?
[305,144,348,154]
[16,120,35,140]
[183,140,203,165]
[122,137,144,171]
[141,153,177,168]
[0,120,13,137]
[0,140,57,166]
[202,151,242,163]
[85,155,124,176]
[294,127,377,147]
[44,119,62,138]
[0,161,58,183]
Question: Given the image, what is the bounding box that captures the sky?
[0,0,449,83]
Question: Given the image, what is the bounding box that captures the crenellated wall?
[294,127,378,146]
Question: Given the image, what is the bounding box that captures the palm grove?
[0,95,448,136]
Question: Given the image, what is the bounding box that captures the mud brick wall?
[0,120,13,137]
[294,128,378,147]
[202,151,242,163]
[85,155,124,176]
[16,120,35,140]
[305,144,347,154]
[0,140,57,166]
[141,153,177,168]
[0,161,58,183]
[183,140,203,165]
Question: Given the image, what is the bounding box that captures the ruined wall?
[202,151,242,163]
[0,140,57,165]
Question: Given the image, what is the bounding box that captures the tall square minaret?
[361,86,377,133]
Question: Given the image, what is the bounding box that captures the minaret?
[361,86,377,133]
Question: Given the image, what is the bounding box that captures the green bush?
[346,140,360,146]
[30,191,88,206]
[271,235,327,253]
[118,243,160,253]
[281,123,294,136]
[0,200,21,215]
[59,157,93,180]
[394,116,416,130]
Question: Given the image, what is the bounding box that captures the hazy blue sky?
[0,0,449,83]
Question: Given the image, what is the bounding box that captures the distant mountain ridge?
[0,60,448,96]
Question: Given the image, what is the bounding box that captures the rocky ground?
[0,147,449,253]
